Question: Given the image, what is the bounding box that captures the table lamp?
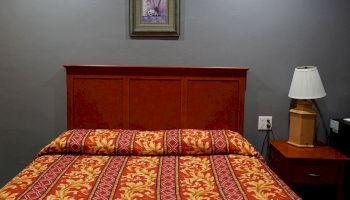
[288,66,326,147]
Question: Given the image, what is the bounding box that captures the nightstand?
[269,140,349,200]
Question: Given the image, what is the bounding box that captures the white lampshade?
[288,66,326,99]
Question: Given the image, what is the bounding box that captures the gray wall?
[1,0,349,187]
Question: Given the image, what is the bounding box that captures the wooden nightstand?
[269,140,349,200]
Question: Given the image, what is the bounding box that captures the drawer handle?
[307,173,321,177]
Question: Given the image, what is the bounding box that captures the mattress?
[0,129,300,200]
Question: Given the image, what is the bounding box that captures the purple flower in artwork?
[145,0,165,16]
[142,0,168,23]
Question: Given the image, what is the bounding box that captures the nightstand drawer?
[292,164,338,184]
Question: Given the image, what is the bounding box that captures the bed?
[0,65,300,200]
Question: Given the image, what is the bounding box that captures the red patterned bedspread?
[0,129,300,200]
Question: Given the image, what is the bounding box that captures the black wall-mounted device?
[329,118,350,200]
[329,118,350,156]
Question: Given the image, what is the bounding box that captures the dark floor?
[292,184,338,200]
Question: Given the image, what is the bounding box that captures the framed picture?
[130,0,180,37]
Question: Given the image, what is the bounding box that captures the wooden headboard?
[64,65,248,133]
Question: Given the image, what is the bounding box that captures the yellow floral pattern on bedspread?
[180,156,221,199]
[115,157,159,200]
[46,156,108,200]
[182,130,212,155]
[0,129,300,200]
[133,131,163,155]
[227,155,294,200]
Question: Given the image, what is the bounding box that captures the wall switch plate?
[330,119,339,133]
[258,116,272,131]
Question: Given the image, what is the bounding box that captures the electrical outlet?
[258,116,272,131]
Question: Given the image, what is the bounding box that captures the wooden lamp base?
[288,100,316,147]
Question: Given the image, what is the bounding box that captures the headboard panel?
[64,65,248,133]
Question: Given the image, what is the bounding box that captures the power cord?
[260,120,274,159]
[312,99,329,144]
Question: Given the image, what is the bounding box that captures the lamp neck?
[294,99,316,113]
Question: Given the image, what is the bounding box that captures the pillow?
[38,129,259,157]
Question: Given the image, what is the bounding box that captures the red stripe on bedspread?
[160,156,177,200]
[212,155,245,199]
[90,156,127,199]
[117,130,136,155]
[19,155,77,200]
[165,129,180,155]
[67,129,90,153]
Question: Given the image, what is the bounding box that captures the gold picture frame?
[130,0,180,37]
